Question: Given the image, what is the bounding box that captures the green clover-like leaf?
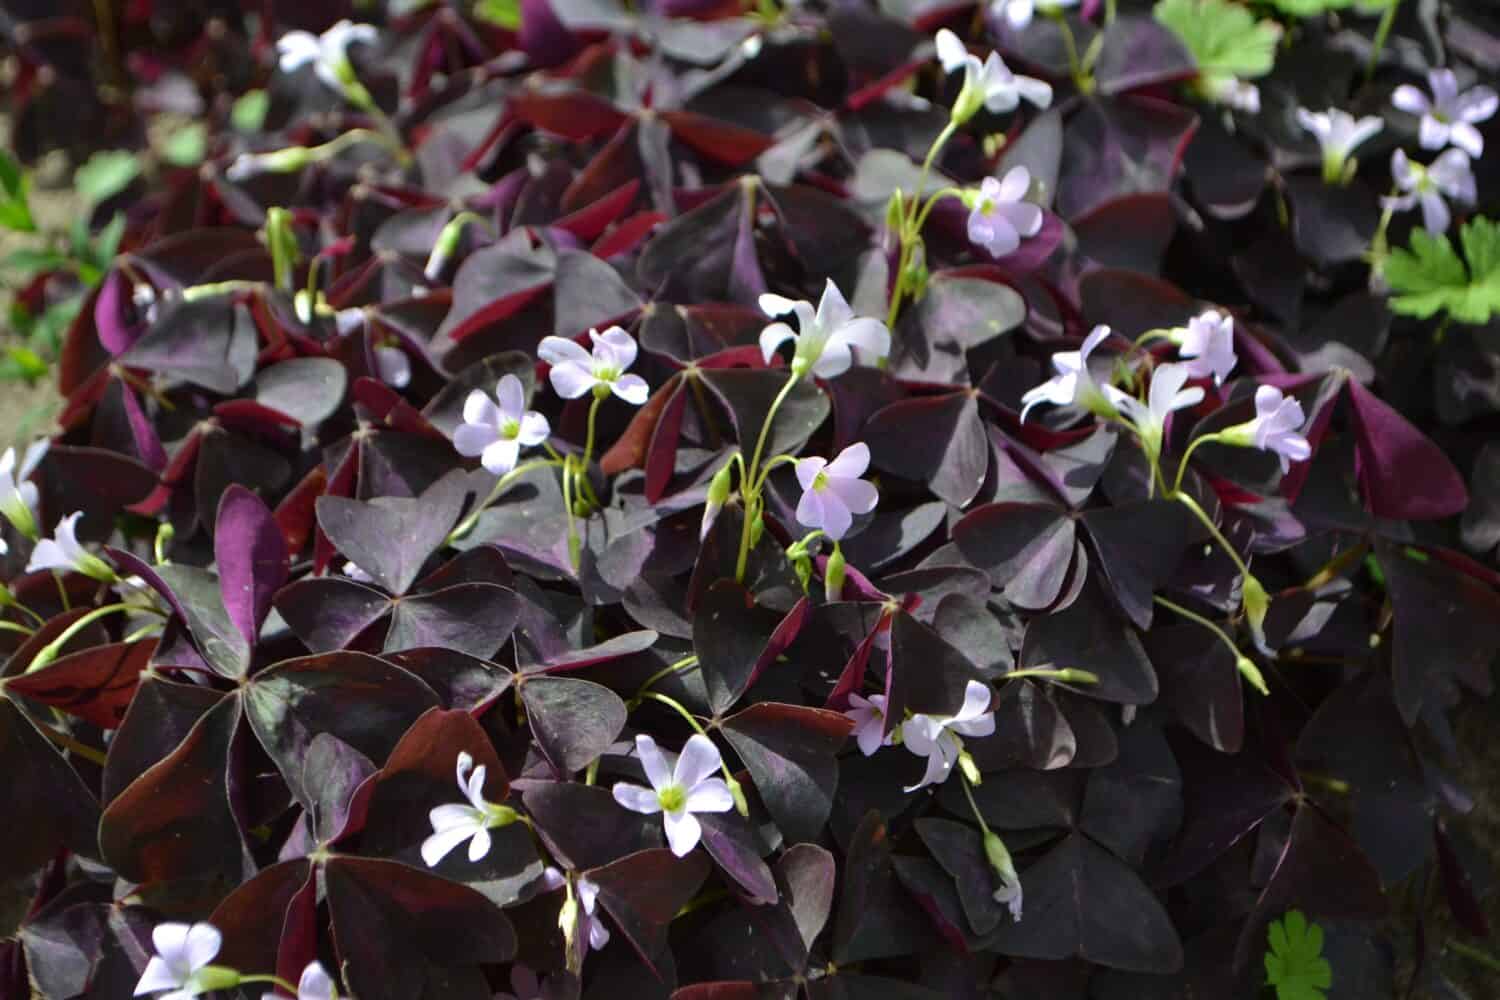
[1264,909,1332,1000]
[1385,217,1500,325]
[1154,0,1282,94]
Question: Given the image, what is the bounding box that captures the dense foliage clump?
[2,0,1499,997]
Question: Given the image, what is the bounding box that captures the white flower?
[1392,68,1498,158]
[845,691,892,757]
[27,512,116,582]
[1175,310,1237,385]
[374,344,411,389]
[421,752,517,867]
[576,876,612,953]
[900,679,996,791]
[260,962,335,1000]
[277,20,377,91]
[453,374,551,476]
[1019,325,1119,422]
[758,279,891,379]
[1206,76,1261,114]
[983,831,1023,922]
[1221,385,1311,473]
[794,442,879,542]
[965,168,1043,258]
[991,0,1078,30]
[134,922,225,1000]
[1384,147,1475,234]
[935,29,1052,122]
[538,327,650,405]
[1107,362,1204,463]
[1296,108,1383,183]
[612,733,734,857]
[0,439,47,539]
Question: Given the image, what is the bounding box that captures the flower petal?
[674,733,723,791]
[1390,84,1430,116]
[826,442,871,479]
[462,389,500,428]
[517,412,551,446]
[663,809,704,857]
[481,438,522,477]
[495,374,527,421]
[612,782,663,814]
[537,335,593,369]
[182,923,222,973]
[592,326,638,372]
[796,486,829,534]
[421,823,477,867]
[684,777,735,813]
[547,362,597,399]
[611,373,650,405]
[298,962,336,1000]
[759,322,797,364]
[794,456,827,491]
[453,423,500,458]
[135,956,183,995]
[635,734,673,791]
[467,825,493,862]
[827,475,879,516]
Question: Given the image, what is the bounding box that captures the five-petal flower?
[759,280,891,379]
[538,327,650,404]
[1385,147,1476,234]
[134,922,226,1000]
[900,679,996,791]
[794,442,879,542]
[1176,309,1238,385]
[845,691,893,757]
[276,20,377,91]
[1018,325,1119,421]
[612,733,735,857]
[260,961,336,1000]
[935,29,1052,122]
[0,439,47,539]
[454,374,551,476]
[421,752,517,867]
[27,511,117,581]
[1392,68,1498,158]
[1107,362,1205,464]
[1223,385,1312,473]
[965,168,1043,258]
[1296,108,1383,183]
[991,0,1079,31]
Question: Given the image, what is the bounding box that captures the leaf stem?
[34,720,107,766]
[1173,491,1252,582]
[1447,939,1500,973]
[635,654,701,698]
[1171,431,1226,496]
[446,458,560,544]
[1364,0,1401,82]
[735,372,802,582]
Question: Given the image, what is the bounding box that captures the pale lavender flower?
[375,344,411,389]
[759,279,890,379]
[1297,108,1383,182]
[612,734,734,857]
[576,876,611,953]
[1107,362,1204,463]
[538,327,649,404]
[1019,325,1119,421]
[966,168,1043,258]
[276,20,377,90]
[794,442,879,542]
[27,512,116,581]
[991,0,1079,30]
[1176,309,1237,385]
[1384,147,1476,234]
[260,962,335,1000]
[900,679,996,791]
[935,29,1052,120]
[845,691,893,757]
[134,922,224,999]
[0,439,47,538]
[1392,68,1497,158]
[421,752,516,867]
[454,374,550,476]
[1222,385,1311,473]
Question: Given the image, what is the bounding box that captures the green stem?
[1171,431,1226,496]
[911,186,968,235]
[447,459,559,544]
[634,690,708,734]
[0,620,36,637]
[1174,491,1252,582]
[562,460,580,570]
[239,973,312,998]
[752,454,798,494]
[34,721,107,766]
[1051,12,1085,90]
[635,654,701,698]
[1364,0,1401,82]
[52,571,71,611]
[1005,667,1100,684]
[735,372,802,583]
[959,769,992,835]
[887,120,959,329]
[29,602,160,673]
[574,394,606,510]
[1153,595,1242,662]
[1447,939,1500,974]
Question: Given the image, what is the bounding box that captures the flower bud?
[983,830,1015,882]
[957,750,982,786]
[1053,668,1099,685]
[726,774,750,818]
[885,189,905,233]
[1236,657,1269,696]
[701,463,733,542]
[424,215,468,281]
[191,966,243,992]
[823,545,846,603]
[1241,574,1269,646]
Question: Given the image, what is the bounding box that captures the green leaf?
[1,248,69,279]
[1154,0,1282,81]
[475,0,523,28]
[74,151,142,206]
[1264,910,1332,1000]
[1385,217,1500,325]
[161,123,208,167]
[0,150,35,233]
[1267,0,1351,16]
[1,345,50,381]
[231,90,270,133]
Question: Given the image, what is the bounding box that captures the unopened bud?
[191,966,243,992]
[726,774,750,818]
[1236,657,1269,696]
[824,545,847,603]
[957,750,982,786]
[701,463,733,542]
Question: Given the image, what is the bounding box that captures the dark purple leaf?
[721,702,853,845]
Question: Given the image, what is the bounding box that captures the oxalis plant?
[3,0,1500,997]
